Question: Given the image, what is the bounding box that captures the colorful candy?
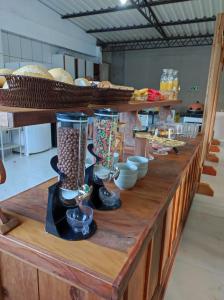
[93,111,118,170]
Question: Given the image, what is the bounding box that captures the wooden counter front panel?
[124,146,202,300]
[146,219,164,300]
[0,252,39,300]
[0,253,104,300]
[38,272,103,300]
[123,217,165,300]
[124,247,149,300]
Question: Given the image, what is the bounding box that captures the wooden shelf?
[0,99,181,128]
[89,99,182,112]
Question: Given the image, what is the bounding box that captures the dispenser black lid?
[56,112,88,122]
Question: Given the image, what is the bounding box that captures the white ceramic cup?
[127,156,149,179]
[114,163,138,190]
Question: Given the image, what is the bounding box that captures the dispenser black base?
[89,182,121,211]
[46,183,97,241]
[85,144,122,211]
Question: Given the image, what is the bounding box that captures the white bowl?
[114,163,138,190]
[127,156,149,179]
[115,162,138,176]
[114,173,138,190]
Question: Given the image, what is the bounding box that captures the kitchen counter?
[0,137,202,300]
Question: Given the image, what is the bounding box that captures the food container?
[56,112,88,196]
[132,125,148,137]
[66,206,93,235]
[93,109,119,170]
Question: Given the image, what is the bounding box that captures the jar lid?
[94,108,118,117]
[56,112,88,122]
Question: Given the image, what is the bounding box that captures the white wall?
[125,47,212,111]
[0,31,99,72]
[1,31,57,68]
[0,0,100,58]
[105,46,224,111]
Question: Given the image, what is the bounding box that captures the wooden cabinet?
[38,272,102,300]
[0,253,39,300]
[0,253,104,300]
[0,139,202,300]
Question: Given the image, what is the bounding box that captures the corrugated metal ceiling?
[39,0,224,43]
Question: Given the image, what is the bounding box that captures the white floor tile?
[0,147,95,201]
[165,259,224,300]
[177,209,224,276]
[0,149,57,201]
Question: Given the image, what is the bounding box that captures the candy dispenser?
[57,113,87,196]
[88,109,121,210]
[93,109,118,169]
[45,112,96,241]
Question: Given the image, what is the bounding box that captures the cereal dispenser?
[46,112,96,241]
[87,109,121,210]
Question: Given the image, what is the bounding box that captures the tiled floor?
[165,145,224,300]
[0,147,94,201]
[0,149,57,201]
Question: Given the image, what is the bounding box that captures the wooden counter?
[0,138,201,300]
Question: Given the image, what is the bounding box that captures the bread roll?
[49,68,73,85]
[13,65,53,80]
[111,84,134,91]
[74,78,91,87]
[0,68,13,88]
[98,81,134,91]
[97,81,112,88]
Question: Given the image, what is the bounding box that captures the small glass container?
[93,109,119,171]
[99,186,120,207]
[66,205,93,235]
[56,112,88,198]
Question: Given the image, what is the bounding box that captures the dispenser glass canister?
[93,109,119,171]
[92,109,121,210]
[56,112,88,199]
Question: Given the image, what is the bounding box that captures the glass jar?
[167,69,174,91]
[160,69,168,91]
[56,112,88,196]
[93,109,119,171]
[172,70,179,92]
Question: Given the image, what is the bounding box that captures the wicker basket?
[0,75,94,109]
[93,87,133,102]
[0,75,133,109]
